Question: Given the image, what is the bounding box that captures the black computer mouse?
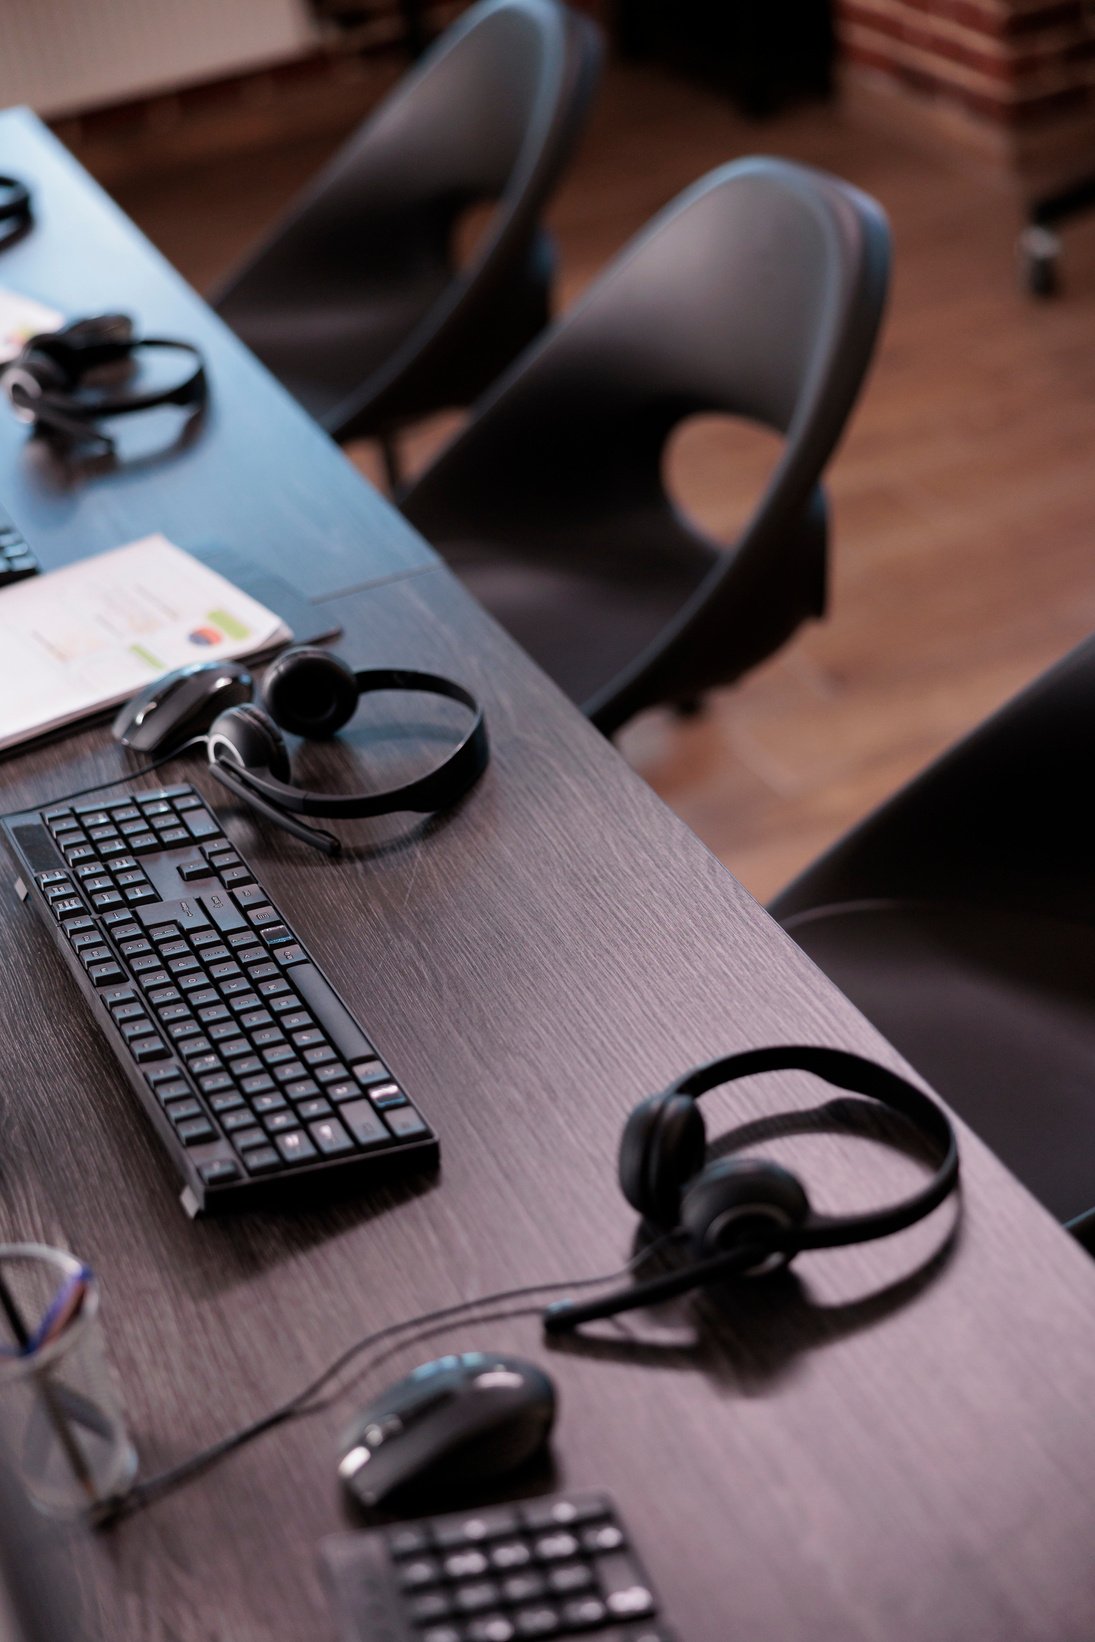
[112,660,253,753]
[337,1352,556,1510]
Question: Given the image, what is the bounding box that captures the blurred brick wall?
[835,0,1095,189]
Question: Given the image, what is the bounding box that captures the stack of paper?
[0,534,290,752]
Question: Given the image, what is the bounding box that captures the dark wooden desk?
[4,106,1095,1642]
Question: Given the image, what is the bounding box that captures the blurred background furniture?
[213,0,602,487]
[614,0,835,117]
[402,156,890,735]
[771,637,1095,1251]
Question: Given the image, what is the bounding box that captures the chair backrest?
[214,0,602,427]
[403,157,890,719]
[771,635,1095,926]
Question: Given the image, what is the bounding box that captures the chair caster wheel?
[1018,225,1060,299]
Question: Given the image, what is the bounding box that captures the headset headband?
[213,668,489,818]
[5,329,206,426]
[671,1045,959,1251]
[0,175,31,229]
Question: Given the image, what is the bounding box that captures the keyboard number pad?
[322,1494,672,1641]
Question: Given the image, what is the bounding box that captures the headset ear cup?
[619,1092,705,1226]
[680,1159,811,1274]
[262,647,359,739]
[20,349,68,392]
[208,704,291,783]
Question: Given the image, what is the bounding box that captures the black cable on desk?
[109,1235,682,1519]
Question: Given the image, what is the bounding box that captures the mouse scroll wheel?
[471,1369,525,1390]
[364,1416,403,1447]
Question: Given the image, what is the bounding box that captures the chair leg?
[379,435,403,495]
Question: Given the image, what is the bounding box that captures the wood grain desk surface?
[3,107,1095,1642]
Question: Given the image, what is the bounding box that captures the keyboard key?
[209,1091,245,1114]
[199,1072,233,1095]
[309,1117,352,1154]
[316,1062,351,1086]
[370,1084,407,1110]
[183,808,220,839]
[340,1100,390,1150]
[168,1020,202,1042]
[546,1565,593,1595]
[274,1130,317,1165]
[263,1110,299,1134]
[152,1078,190,1103]
[176,1117,215,1146]
[199,1159,241,1187]
[274,944,306,966]
[352,1059,388,1087]
[241,1073,275,1097]
[232,883,266,908]
[252,1091,287,1115]
[232,1126,267,1150]
[168,1099,203,1123]
[180,1036,213,1058]
[297,1097,332,1121]
[511,1607,558,1636]
[285,1078,320,1100]
[243,1146,281,1174]
[533,1534,579,1562]
[120,1018,155,1043]
[133,1037,169,1062]
[89,961,125,986]
[384,1106,429,1140]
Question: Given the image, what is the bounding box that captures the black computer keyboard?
[0,502,39,586]
[3,784,438,1214]
[320,1492,673,1642]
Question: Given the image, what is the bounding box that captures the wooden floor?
[79,58,1095,903]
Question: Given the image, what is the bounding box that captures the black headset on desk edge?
[205,646,489,855]
[2,313,206,452]
[544,1045,960,1332]
[0,175,31,232]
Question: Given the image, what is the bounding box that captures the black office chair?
[770,637,1095,1250]
[401,157,890,734]
[213,0,602,485]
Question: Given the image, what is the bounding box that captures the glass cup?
[0,1244,136,1520]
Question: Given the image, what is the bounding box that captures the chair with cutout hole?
[770,636,1095,1253]
[400,156,890,734]
[212,0,602,488]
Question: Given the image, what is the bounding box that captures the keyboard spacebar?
[291,964,375,1065]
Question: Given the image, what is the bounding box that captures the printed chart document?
[0,534,290,751]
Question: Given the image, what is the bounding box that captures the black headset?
[1,313,206,452]
[0,175,31,237]
[544,1045,960,1332]
[206,646,489,855]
